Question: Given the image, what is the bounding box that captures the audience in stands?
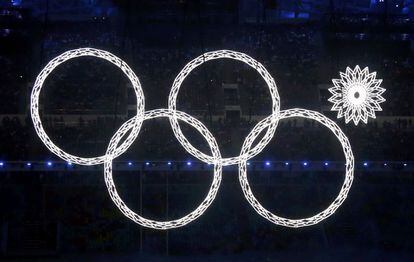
[0,23,413,161]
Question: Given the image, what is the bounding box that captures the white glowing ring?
[239,108,354,227]
[168,50,280,166]
[31,48,145,166]
[104,109,222,229]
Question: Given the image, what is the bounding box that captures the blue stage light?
[383,163,387,166]
[187,161,192,166]
[265,161,270,166]
[363,162,368,167]
[67,162,73,166]
[404,163,407,167]
[11,0,22,6]
[145,162,150,166]
[128,162,132,166]
[0,162,4,167]
[247,162,250,166]
[167,161,172,166]
[324,162,329,166]
[47,161,52,167]
[303,162,308,166]
[285,162,289,166]
[26,162,32,167]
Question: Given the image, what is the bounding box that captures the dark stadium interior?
[0,0,414,261]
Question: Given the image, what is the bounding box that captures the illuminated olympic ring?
[31,48,145,165]
[168,50,280,166]
[31,48,354,230]
[239,108,354,228]
[104,109,222,229]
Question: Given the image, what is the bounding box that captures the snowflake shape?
[328,65,385,125]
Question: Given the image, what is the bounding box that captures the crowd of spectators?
[0,113,412,162]
[3,22,413,115]
[42,21,122,59]
[0,55,27,114]
[0,22,413,162]
[0,17,413,259]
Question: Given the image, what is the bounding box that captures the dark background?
[0,0,413,260]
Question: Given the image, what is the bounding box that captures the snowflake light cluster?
[329,65,386,125]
